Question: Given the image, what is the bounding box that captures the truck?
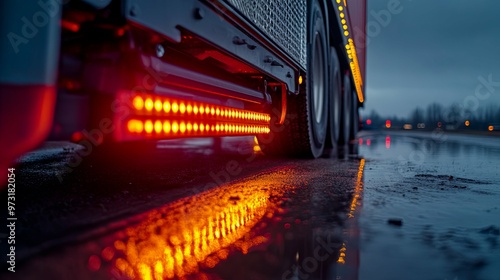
[0,0,366,180]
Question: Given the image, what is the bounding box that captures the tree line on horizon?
[362,102,500,130]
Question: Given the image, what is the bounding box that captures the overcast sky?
[363,0,500,118]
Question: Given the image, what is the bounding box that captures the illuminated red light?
[127,119,144,133]
[172,102,179,113]
[87,255,101,272]
[163,101,171,113]
[172,122,179,133]
[144,98,154,112]
[154,100,163,112]
[144,120,153,133]
[366,119,372,125]
[163,121,171,133]
[154,120,162,133]
[61,19,80,32]
[126,95,271,138]
[132,96,144,111]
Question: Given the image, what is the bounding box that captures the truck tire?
[326,47,342,148]
[288,0,329,157]
[339,73,352,145]
[258,0,328,158]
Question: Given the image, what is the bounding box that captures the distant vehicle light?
[465,120,470,127]
[385,120,391,129]
[488,125,494,131]
[437,122,442,128]
[403,124,412,130]
[366,119,372,125]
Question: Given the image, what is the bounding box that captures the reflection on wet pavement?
[359,131,500,280]
[5,136,365,280]
[87,170,292,279]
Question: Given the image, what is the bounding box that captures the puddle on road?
[359,132,500,280]
[6,152,367,280]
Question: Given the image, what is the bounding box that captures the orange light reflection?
[105,175,288,279]
[337,158,365,265]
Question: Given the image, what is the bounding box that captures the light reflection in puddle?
[337,159,365,268]
[87,171,292,279]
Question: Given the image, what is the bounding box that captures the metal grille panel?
[225,0,307,69]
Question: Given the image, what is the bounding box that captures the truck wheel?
[326,47,342,148]
[291,0,328,157]
[339,73,352,145]
[258,0,328,158]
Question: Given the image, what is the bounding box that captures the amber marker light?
[179,122,186,133]
[172,122,179,133]
[144,120,153,134]
[172,102,179,113]
[154,120,162,133]
[132,96,144,111]
[127,120,143,133]
[144,98,154,112]
[163,121,171,133]
[154,100,162,112]
[163,101,171,113]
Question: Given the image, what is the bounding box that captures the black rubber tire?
[325,47,342,149]
[339,73,352,145]
[258,0,328,158]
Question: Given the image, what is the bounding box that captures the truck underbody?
[0,0,366,181]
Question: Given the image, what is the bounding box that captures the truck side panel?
[346,0,367,101]
[0,0,61,181]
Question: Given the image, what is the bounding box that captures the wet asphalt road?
[1,131,499,280]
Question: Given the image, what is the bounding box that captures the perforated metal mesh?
[225,0,307,69]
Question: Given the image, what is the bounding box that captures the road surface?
[1,131,499,280]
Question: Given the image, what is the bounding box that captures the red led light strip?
[125,95,271,137]
[131,96,270,123]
